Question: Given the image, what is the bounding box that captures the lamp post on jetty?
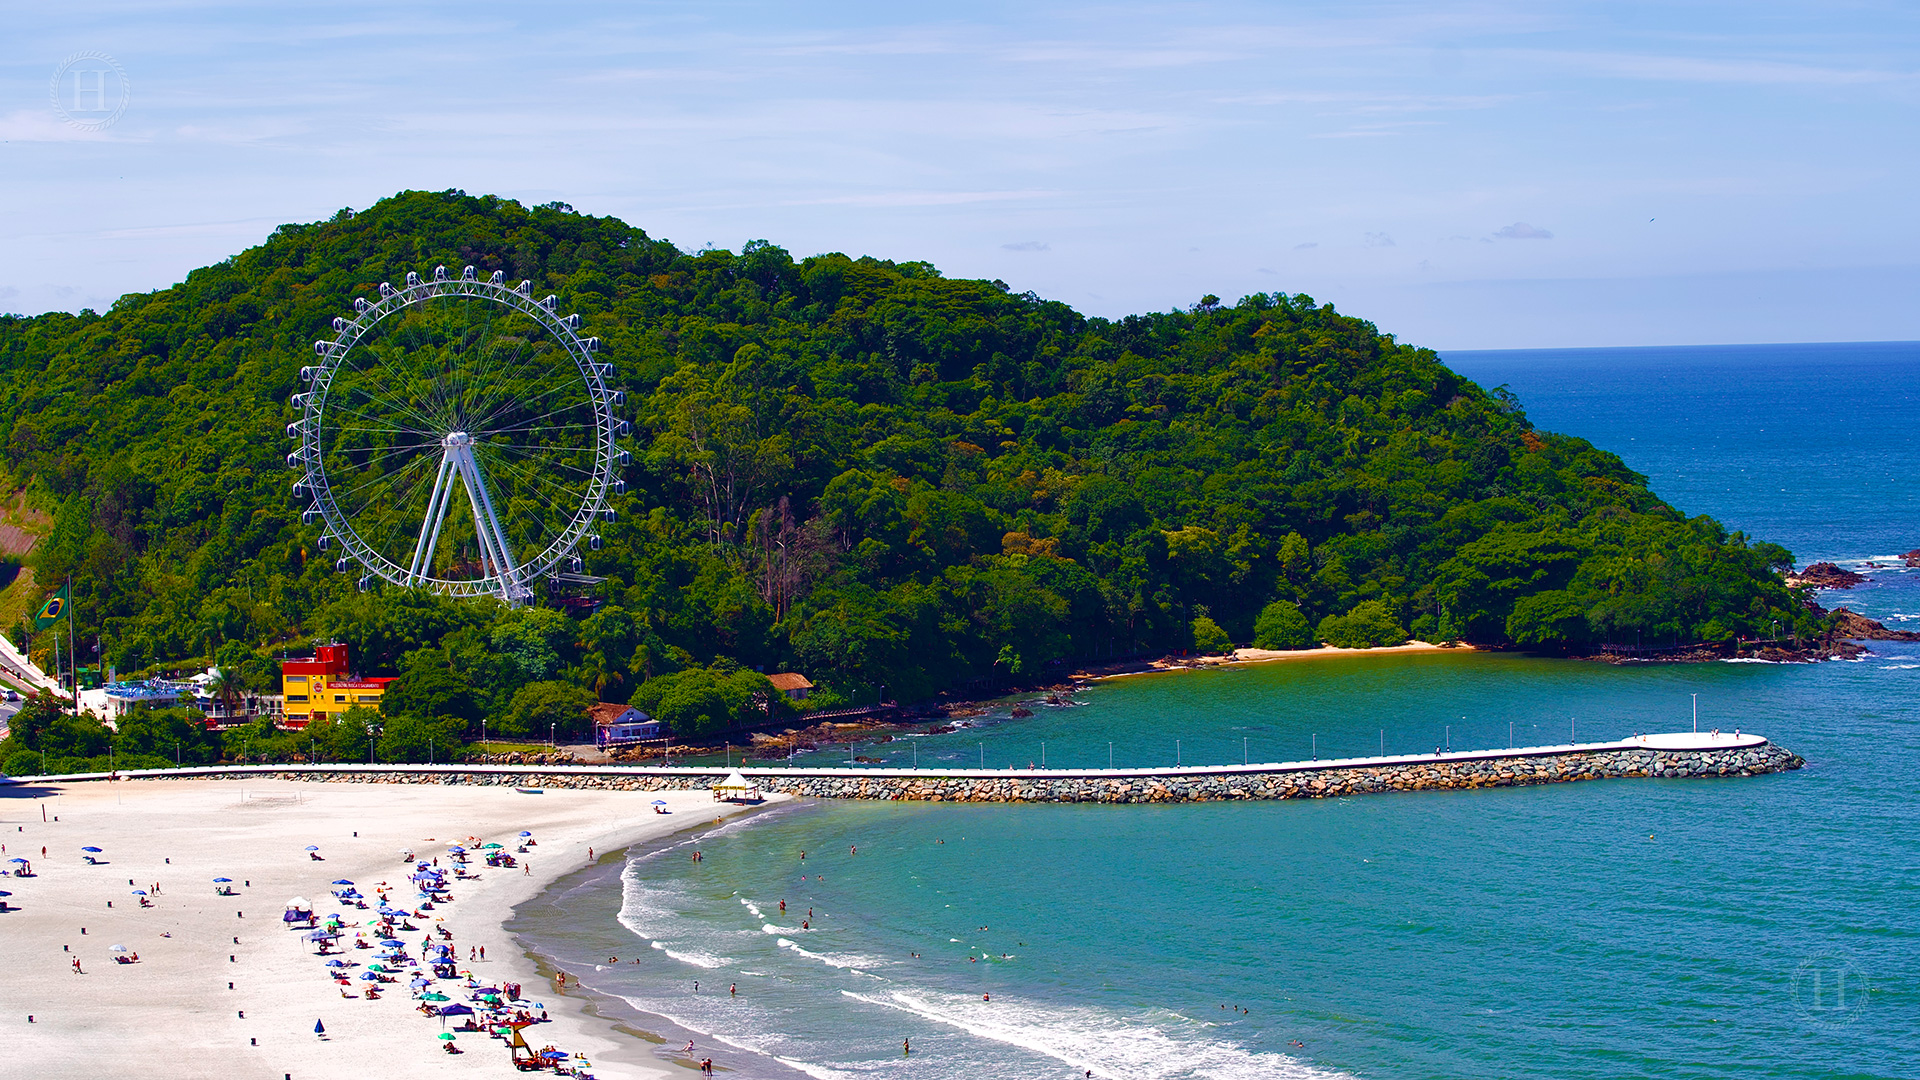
[1692,693,1698,733]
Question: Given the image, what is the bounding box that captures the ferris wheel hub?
[443,430,473,449]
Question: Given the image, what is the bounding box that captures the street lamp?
[1692,692,1698,733]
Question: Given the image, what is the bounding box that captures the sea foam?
[841,988,1354,1080]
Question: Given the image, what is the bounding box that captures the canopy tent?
[711,770,760,801]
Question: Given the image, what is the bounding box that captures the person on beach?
[904,1038,910,1056]
[683,1040,695,1054]
[730,983,736,996]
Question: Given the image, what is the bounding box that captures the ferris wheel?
[287,265,628,605]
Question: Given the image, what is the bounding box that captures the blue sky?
[4,1,1916,348]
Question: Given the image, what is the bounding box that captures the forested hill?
[0,189,1812,715]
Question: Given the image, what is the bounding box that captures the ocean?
[509,341,1920,1080]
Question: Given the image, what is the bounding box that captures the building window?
[287,695,309,704]
[286,676,306,684]
[334,695,346,703]
[356,695,379,703]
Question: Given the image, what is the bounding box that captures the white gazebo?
[711,770,761,803]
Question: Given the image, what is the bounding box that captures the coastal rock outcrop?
[1830,607,1920,642]
[1788,562,1868,589]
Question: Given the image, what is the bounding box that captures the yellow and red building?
[280,643,393,728]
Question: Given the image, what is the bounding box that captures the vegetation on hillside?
[0,190,1818,753]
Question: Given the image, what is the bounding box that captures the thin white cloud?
[1494,222,1553,240]
[1502,49,1918,87]
[1002,240,1049,251]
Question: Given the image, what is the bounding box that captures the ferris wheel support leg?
[409,453,458,585]
[450,445,521,604]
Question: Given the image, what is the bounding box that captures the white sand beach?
[0,778,781,1079]
[1084,640,1476,679]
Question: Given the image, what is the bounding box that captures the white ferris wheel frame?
[288,264,623,605]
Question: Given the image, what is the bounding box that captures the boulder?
[1788,562,1868,589]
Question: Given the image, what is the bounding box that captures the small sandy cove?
[0,778,780,1079]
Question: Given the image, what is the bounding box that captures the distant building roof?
[767,673,812,692]
[591,702,649,725]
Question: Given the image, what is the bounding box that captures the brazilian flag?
[33,584,69,630]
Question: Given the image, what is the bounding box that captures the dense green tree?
[1317,601,1408,649]
[1252,600,1313,650]
[502,680,598,740]
[1190,614,1231,653]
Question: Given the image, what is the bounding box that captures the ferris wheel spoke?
[467,374,587,437]
[481,448,604,479]
[459,334,533,423]
[324,398,444,438]
[450,329,531,429]
[472,450,593,522]
[466,344,581,429]
[334,351,453,434]
[475,446,602,489]
[326,452,438,522]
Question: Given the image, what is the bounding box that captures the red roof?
[767,673,812,691]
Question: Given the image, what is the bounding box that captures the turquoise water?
[512,343,1919,1079]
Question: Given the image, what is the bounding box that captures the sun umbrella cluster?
[298,830,584,1067]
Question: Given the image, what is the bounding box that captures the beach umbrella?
[380,938,405,947]
[651,799,667,805]
[286,897,311,908]
[7,857,26,863]
[315,1019,325,1036]
[360,972,382,981]
[440,1004,473,1016]
[213,877,232,883]
[479,843,503,850]
[439,1033,455,1042]
[422,992,450,1002]
[447,845,465,853]
[82,846,103,853]
[110,944,128,953]
[332,879,354,886]
[518,831,532,837]
[305,845,320,852]
[130,889,147,896]
[325,959,347,968]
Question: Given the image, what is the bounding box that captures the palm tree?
[205,666,246,720]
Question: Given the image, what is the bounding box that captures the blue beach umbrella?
[380,938,405,947]
[326,959,347,968]
[314,1019,325,1036]
[213,877,232,883]
[130,889,147,895]
[82,846,102,853]
[332,879,354,885]
[360,972,382,981]
[8,857,27,864]
[305,845,320,852]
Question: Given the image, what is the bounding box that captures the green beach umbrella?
[422,992,450,1002]
[438,1033,455,1041]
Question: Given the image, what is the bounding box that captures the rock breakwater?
[52,737,1803,804]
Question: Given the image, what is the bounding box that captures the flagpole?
[67,575,76,696]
